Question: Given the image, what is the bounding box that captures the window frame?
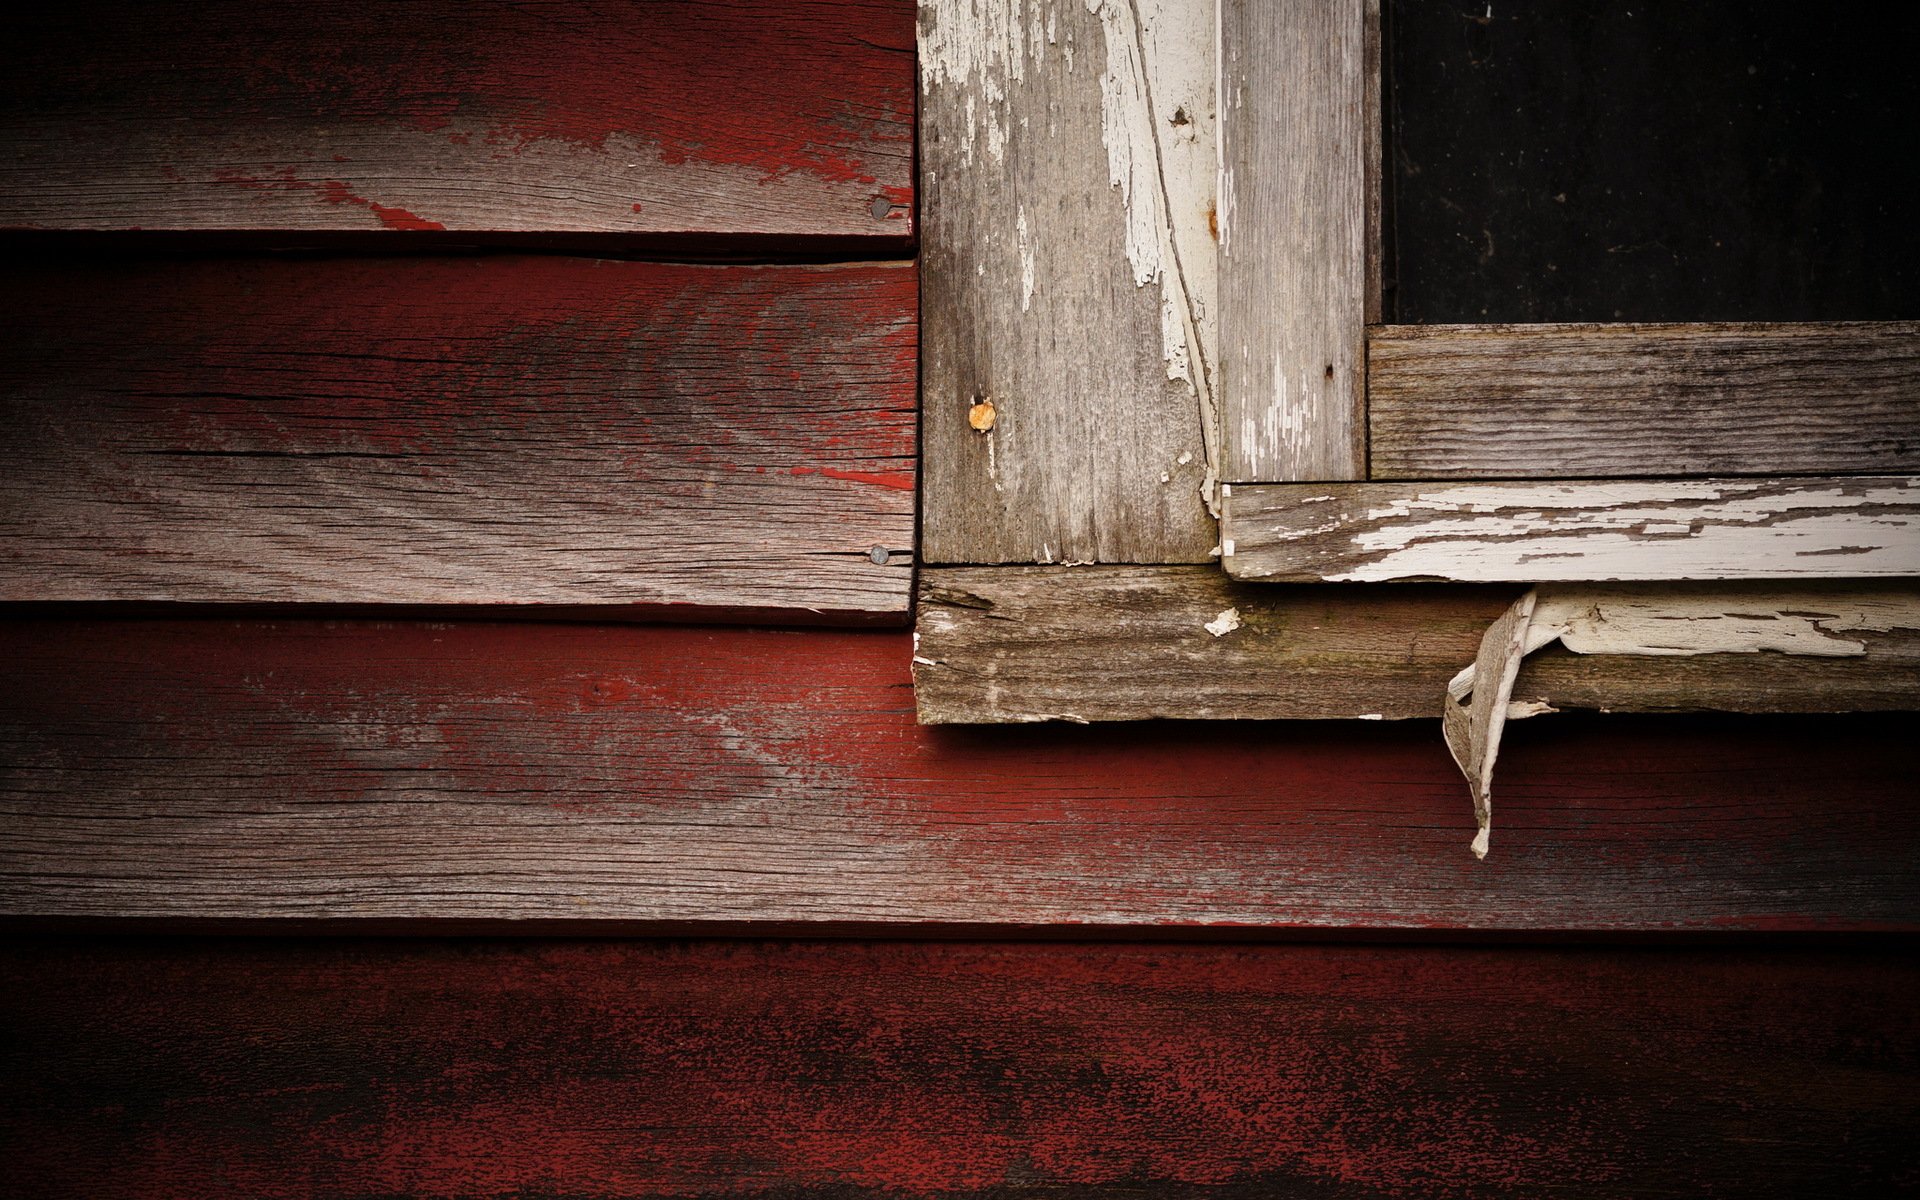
[1213,0,1919,586]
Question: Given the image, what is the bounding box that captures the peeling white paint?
[1443,583,1920,856]
[1083,1,1216,384]
[1203,607,1241,637]
[1305,478,1920,582]
[921,0,1029,166]
[1017,205,1036,311]
[924,0,1223,506]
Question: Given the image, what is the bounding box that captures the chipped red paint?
[5,255,916,455]
[5,254,917,470]
[0,938,1915,1197]
[0,258,918,614]
[796,466,919,490]
[212,169,447,230]
[316,180,445,231]
[3,620,1916,930]
[1,0,915,235]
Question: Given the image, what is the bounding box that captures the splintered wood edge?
[912,566,1920,723]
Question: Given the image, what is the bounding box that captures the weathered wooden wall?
[6,621,1918,931]
[918,0,1219,564]
[3,2,1916,1194]
[0,257,917,619]
[914,569,1920,721]
[4,938,1916,1197]
[0,0,915,242]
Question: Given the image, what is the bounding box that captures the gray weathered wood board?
[918,0,1219,563]
[0,257,916,619]
[915,567,1920,722]
[1217,0,1375,483]
[1369,322,1920,479]
[1222,477,1920,582]
[0,0,915,240]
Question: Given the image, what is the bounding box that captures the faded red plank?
[0,257,916,618]
[1,937,1914,1197]
[0,0,914,240]
[3,620,1916,930]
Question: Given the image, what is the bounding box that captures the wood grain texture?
[0,257,916,618]
[1218,0,1371,482]
[0,0,914,240]
[5,619,1920,930]
[1369,322,1920,479]
[5,938,1918,1198]
[916,567,1920,721]
[1223,476,1920,582]
[918,0,1219,564]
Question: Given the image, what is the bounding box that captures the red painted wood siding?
[0,257,917,618]
[5,621,1916,930]
[0,0,915,241]
[3,937,1915,1198]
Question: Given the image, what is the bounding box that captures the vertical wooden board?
[0,258,917,617]
[919,0,1219,564]
[4,939,1918,1197]
[1219,0,1371,482]
[0,0,915,239]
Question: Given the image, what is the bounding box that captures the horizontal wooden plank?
[5,619,1919,930]
[1368,322,1920,479]
[1222,476,1920,582]
[916,567,1920,721]
[0,0,913,239]
[916,566,1511,721]
[0,257,916,618]
[4,938,1917,1197]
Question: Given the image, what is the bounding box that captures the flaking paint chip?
[1204,608,1241,638]
[968,399,997,432]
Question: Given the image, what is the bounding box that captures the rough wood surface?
[918,0,1219,564]
[1218,0,1372,482]
[0,257,916,618]
[1369,322,1920,479]
[0,0,914,240]
[5,619,1919,930]
[1223,476,1920,582]
[5,938,1917,1197]
[916,567,1920,721]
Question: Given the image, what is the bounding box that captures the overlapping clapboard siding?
[3,938,1915,1197]
[0,257,917,619]
[5,620,1916,930]
[0,0,915,241]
